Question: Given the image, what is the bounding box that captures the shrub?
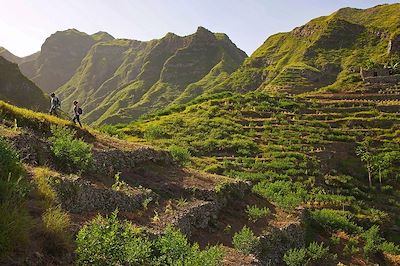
[232,226,259,255]
[76,212,223,265]
[283,248,307,266]
[253,180,307,209]
[361,225,383,256]
[246,205,270,222]
[169,145,191,165]
[76,211,152,265]
[306,242,336,265]
[49,125,93,173]
[41,206,72,254]
[97,124,126,139]
[283,242,336,266]
[156,225,224,266]
[310,209,362,233]
[381,241,400,255]
[144,125,168,140]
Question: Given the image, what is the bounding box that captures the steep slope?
[55,27,246,124]
[220,3,400,94]
[0,56,48,111]
[19,29,114,92]
[120,89,400,265]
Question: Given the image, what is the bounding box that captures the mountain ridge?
[217,3,400,95]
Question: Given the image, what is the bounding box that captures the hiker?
[72,100,83,127]
[49,93,61,116]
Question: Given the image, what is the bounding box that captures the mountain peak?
[196,26,212,34]
[92,31,115,42]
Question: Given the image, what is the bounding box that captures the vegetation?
[283,242,336,266]
[232,226,259,255]
[0,137,31,256]
[221,3,400,94]
[76,211,224,265]
[246,205,270,222]
[49,125,93,172]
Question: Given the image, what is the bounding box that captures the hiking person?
[49,93,61,116]
[72,100,83,127]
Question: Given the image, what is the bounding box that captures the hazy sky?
[0,0,399,57]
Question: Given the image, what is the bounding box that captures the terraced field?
[122,91,400,264]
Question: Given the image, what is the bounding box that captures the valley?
[0,2,400,266]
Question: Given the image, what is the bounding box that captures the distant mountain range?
[1,3,399,124]
[1,27,246,124]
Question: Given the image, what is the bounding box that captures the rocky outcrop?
[388,34,400,54]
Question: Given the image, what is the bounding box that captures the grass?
[32,167,58,208]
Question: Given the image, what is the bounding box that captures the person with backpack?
[72,100,83,127]
[49,93,61,116]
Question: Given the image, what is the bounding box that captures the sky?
[0,0,399,57]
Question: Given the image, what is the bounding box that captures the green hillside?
[119,90,400,265]
[55,27,246,125]
[220,3,400,94]
[0,57,48,111]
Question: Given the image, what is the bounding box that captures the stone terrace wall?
[49,174,155,213]
[92,147,173,176]
[256,209,306,265]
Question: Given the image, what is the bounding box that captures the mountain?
[5,27,245,124]
[220,3,400,94]
[19,29,114,93]
[0,56,48,111]
[55,27,246,124]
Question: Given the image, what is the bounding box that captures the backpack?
[55,97,61,107]
[78,107,83,115]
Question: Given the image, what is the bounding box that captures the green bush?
[381,241,400,255]
[253,180,307,209]
[361,225,383,256]
[144,125,168,140]
[49,125,93,172]
[76,212,224,266]
[283,242,336,266]
[246,205,270,222]
[283,248,307,266]
[98,124,126,139]
[310,209,362,233]
[232,226,259,255]
[306,242,336,265]
[76,211,152,265]
[156,225,224,266]
[169,145,191,165]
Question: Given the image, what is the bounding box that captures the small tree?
[356,137,374,188]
